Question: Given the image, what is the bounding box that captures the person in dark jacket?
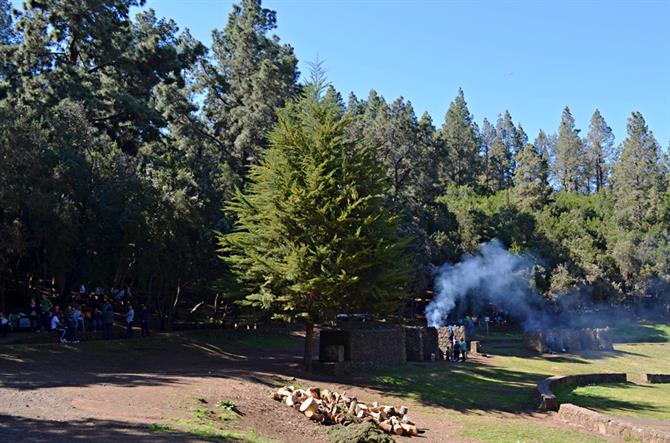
[140,304,149,337]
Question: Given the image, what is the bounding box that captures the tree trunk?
[304,319,315,371]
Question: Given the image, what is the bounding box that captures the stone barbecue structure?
[319,324,478,370]
[319,326,407,368]
[524,327,613,353]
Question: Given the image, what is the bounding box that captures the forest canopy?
[1,0,668,327]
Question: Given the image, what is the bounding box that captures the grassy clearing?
[459,415,608,443]
[608,320,670,343]
[150,397,273,442]
[554,382,670,421]
[366,321,670,442]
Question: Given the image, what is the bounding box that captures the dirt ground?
[0,329,636,442]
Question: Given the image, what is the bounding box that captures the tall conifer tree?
[438,89,481,187]
[220,72,411,369]
[586,109,614,192]
[611,112,665,228]
[555,106,585,192]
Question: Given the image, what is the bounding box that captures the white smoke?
[425,239,542,328]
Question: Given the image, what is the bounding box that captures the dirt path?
[0,331,639,442]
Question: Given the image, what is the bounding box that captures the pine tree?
[479,117,496,189]
[586,109,614,192]
[555,106,585,192]
[219,73,411,369]
[438,89,481,187]
[488,111,518,191]
[200,0,298,174]
[514,143,551,210]
[611,111,665,228]
[7,1,204,154]
[0,0,15,44]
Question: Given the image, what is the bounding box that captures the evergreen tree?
[514,143,551,210]
[220,73,411,369]
[7,1,204,154]
[0,0,15,44]
[611,111,665,228]
[555,106,586,192]
[479,117,496,189]
[200,0,298,174]
[586,109,614,192]
[438,89,481,187]
[488,111,518,191]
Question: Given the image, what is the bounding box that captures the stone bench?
[644,373,670,384]
[558,403,670,443]
[537,373,627,411]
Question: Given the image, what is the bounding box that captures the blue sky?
[13,0,670,146]
[140,0,669,147]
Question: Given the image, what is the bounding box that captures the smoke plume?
[425,239,544,328]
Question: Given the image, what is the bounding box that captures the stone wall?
[537,373,627,411]
[319,326,407,368]
[644,373,670,384]
[558,403,670,443]
[349,326,406,367]
[525,328,614,353]
[404,326,424,362]
[404,326,439,361]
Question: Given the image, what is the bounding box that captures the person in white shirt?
[50,313,66,342]
[126,304,135,338]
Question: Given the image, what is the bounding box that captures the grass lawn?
[554,382,670,421]
[367,321,670,443]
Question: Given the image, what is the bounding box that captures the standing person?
[125,304,134,338]
[102,306,114,340]
[79,283,87,299]
[40,294,52,331]
[452,335,460,362]
[72,305,84,335]
[29,298,41,332]
[140,304,149,337]
[460,338,467,362]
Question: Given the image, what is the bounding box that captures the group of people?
[444,321,469,362]
[2,284,151,344]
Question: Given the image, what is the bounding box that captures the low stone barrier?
[644,373,670,384]
[558,403,670,443]
[537,373,627,411]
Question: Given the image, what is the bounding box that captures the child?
[460,339,467,362]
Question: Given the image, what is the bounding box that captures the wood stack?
[271,386,419,437]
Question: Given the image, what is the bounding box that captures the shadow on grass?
[482,339,649,361]
[0,414,244,442]
[357,362,546,414]
[0,331,310,391]
[609,322,670,344]
[553,382,664,417]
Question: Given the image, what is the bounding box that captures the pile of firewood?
[271,386,419,437]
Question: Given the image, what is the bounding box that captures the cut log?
[401,423,418,436]
[309,412,323,422]
[308,387,321,399]
[379,421,393,433]
[401,416,415,425]
[399,405,408,416]
[300,397,318,415]
[348,399,358,414]
[393,424,404,435]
